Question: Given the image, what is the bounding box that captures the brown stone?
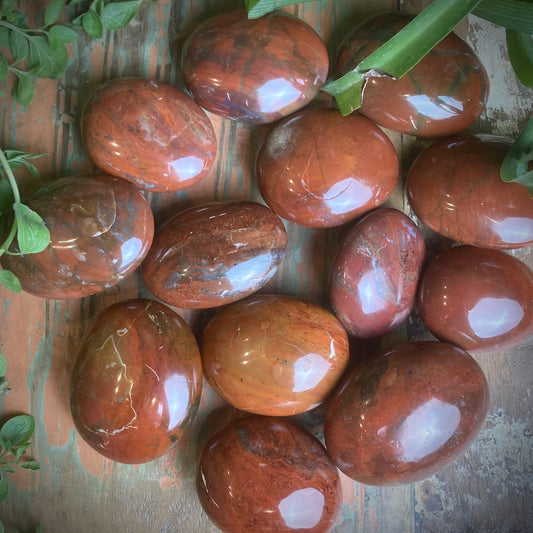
[197,415,342,533]
[182,10,329,124]
[70,299,202,464]
[256,109,399,227]
[324,341,490,485]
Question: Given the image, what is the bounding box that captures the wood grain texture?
[1,1,532,532]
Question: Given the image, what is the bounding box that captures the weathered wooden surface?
[0,1,532,532]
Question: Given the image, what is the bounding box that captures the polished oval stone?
[418,245,533,353]
[325,341,490,485]
[256,109,399,227]
[407,135,533,249]
[182,10,329,124]
[1,175,154,299]
[337,14,489,137]
[141,201,287,309]
[82,78,217,192]
[70,299,202,464]
[329,208,426,338]
[201,294,350,416]
[197,415,342,533]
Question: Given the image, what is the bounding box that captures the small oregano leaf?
[44,0,64,26]
[13,74,35,106]
[0,271,22,293]
[0,415,35,448]
[0,27,10,48]
[0,0,16,17]
[0,478,8,503]
[0,354,6,377]
[100,0,142,30]
[13,203,50,254]
[82,10,103,38]
[49,24,79,44]
[0,54,8,81]
[9,31,29,63]
[20,461,40,470]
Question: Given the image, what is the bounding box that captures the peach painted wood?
[0,1,532,532]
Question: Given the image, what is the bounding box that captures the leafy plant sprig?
[0,148,50,293]
[0,0,145,105]
[0,355,40,533]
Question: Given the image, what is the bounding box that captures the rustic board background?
[0,0,532,532]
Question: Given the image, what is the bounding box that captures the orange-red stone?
[337,14,489,137]
[197,415,342,533]
[1,175,153,299]
[418,245,533,353]
[182,10,329,124]
[325,341,490,485]
[256,109,399,227]
[82,78,217,192]
[329,208,425,338]
[407,135,533,249]
[70,299,202,464]
[141,201,287,309]
[201,294,350,416]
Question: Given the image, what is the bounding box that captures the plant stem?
[0,149,21,259]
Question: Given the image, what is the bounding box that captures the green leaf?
[9,30,29,63]
[245,0,315,18]
[100,0,142,30]
[13,203,49,254]
[322,0,483,115]
[506,30,533,87]
[473,0,533,33]
[5,12,26,26]
[0,271,21,293]
[0,0,15,17]
[13,74,35,106]
[20,461,39,470]
[0,27,10,49]
[15,442,31,459]
[501,115,533,195]
[28,36,68,78]
[36,524,42,533]
[0,54,7,81]
[82,10,103,38]
[0,354,6,377]
[0,179,14,214]
[90,0,105,15]
[45,0,64,26]
[49,24,79,44]
[0,415,35,448]
[0,478,7,503]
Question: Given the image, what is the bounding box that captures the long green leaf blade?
[245,0,316,19]
[506,29,533,87]
[473,0,533,33]
[323,0,482,115]
[501,115,533,196]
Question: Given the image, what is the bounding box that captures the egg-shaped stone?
[337,14,489,137]
[82,78,217,192]
[407,135,533,249]
[325,341,490,485]
[141,201,287,309]
[1,175,154,299]
[329,208,426,338]
[70,299,202,464]
[182,10,329,124]
[197,415,342,533]
[256,109,399,227]
[418,245,533,352]
[201,294,350,416]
